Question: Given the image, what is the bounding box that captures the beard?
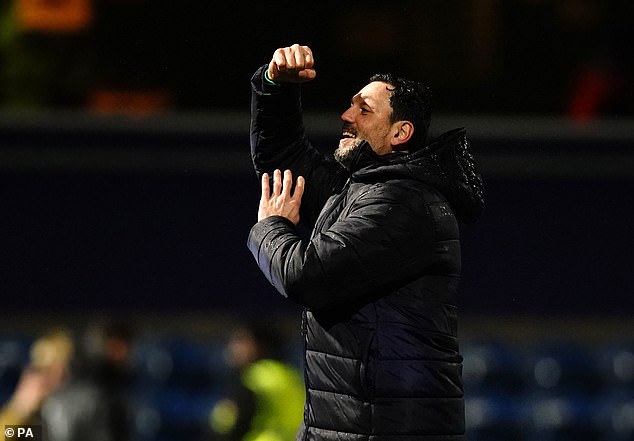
[334,137,365,169]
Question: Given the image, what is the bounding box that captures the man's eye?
[360,107,370,114]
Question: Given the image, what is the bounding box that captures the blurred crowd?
[0,319,304,441]
[0,322,134,441]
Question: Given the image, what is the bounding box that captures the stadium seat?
[132,387,219,441]
[465,393,527,441]
[525,395,602,441]
[131,336,227,392]
[595,394,634,441]
[596,341,634,393]
[524,341,602,396]
[461,339,525,396]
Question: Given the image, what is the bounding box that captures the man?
[208,322,304,441]
[40,322,134,441]
[247,44,484,441]
[0,329,74,429]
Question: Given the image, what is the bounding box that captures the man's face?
[335,81,395,166]
[225,329,257,368]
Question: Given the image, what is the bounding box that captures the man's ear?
[390,121,414,148]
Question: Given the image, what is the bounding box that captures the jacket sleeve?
[247,183,456,312]
[250,65,347,227]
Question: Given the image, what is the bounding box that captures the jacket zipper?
[309,141,367,237]
[300,308,309,441]
[302,177,350,439]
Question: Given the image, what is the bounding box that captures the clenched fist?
[267,44,317,84]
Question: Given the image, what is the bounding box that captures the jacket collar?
[345,128,485,223]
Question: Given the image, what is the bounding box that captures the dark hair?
[369,73,432,148]
[237,319,285,360]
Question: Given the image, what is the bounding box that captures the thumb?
[298,69,317,82]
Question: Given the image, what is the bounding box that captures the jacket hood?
[350,128,485,223]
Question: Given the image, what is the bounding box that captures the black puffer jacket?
[248,66,484,441]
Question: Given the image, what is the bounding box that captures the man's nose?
[341,107,354,122]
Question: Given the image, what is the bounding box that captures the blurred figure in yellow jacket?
[209,321,304,441]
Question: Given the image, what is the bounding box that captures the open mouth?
[341,124,357,139]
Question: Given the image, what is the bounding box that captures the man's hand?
[267,44,316,83]
[258,169,305,225]
[5,366,65,420]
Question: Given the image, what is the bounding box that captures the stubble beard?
[334,137,364,169]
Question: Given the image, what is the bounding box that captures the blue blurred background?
[0,1,632,440]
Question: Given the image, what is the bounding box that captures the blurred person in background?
[208,320,304,441]
[0,329,74,428]
[247,44,484,440]
[39,320,134,441]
